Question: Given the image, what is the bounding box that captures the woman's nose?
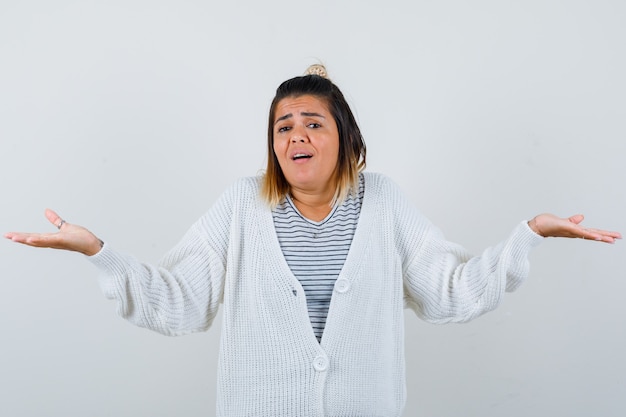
[290,131,309,143]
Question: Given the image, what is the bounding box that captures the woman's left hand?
[528,214,621,243]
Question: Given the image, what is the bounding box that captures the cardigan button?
[335,278,351,293]
[313,356,328,372]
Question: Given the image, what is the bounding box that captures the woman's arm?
[403,213,620,324]
[5,188,234,336]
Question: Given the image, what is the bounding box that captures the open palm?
[5,209,103,256]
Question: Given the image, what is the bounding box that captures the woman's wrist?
[84,236,104,256]
[528,217,544,237]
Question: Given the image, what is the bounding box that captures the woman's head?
[262,65,367,207]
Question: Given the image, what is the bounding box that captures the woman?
[5,65,621,417]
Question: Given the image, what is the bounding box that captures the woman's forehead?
[275,95,331,117]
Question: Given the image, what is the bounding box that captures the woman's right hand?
[5,208,104,256]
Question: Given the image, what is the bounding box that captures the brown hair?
[261,66,366,207]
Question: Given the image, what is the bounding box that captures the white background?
[1,1,624,416]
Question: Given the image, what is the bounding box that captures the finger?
[577,226,622,244]
[45,208,66,229]
[568,214,584,225]
[579,229,619,244]
[593,235,618,244]
[582,227,622,239]
[5,232,58,247]
[4,231,28,241]
[593,233,621,243]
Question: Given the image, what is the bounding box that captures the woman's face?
[273,95,340,196]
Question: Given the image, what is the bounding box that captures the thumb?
[44,208,65,229]
[568,214,584,225]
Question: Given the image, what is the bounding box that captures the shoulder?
[200,176,263,216]
[221,176,263,200]
[362,172,405,199]
[232,175,262,191]
[361,172,430,225]
[195,176,264,230]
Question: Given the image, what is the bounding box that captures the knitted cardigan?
[89,172,543,417]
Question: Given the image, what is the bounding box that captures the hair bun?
[305,64,329,79]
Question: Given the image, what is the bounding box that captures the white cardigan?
[89,172,543,417]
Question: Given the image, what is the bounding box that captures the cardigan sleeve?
[87,185,235,336]
[388,181,544,323]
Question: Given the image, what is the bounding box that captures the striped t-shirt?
[272,175,365,341]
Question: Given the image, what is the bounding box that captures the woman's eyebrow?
[300,112,325,118]
[274,112,325,125]
[274,113,292,125]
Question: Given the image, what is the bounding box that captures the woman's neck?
[290,188,335,222]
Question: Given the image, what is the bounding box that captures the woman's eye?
[277,126,291,133]
[307,123,321,128]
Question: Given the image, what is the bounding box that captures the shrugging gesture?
[2,65,623,417]
[5,208,103,256]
